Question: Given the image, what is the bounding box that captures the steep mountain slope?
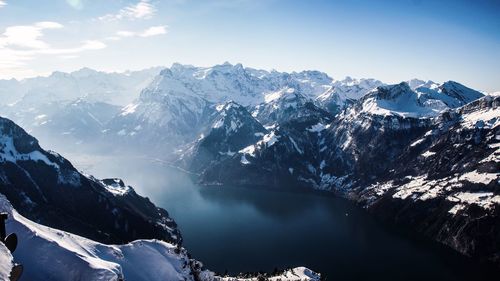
[252,87,332,126]
[104,63,336,152]
[357,95,500,263]
[179,101,267,173]
[192,87,498,264]
[0,116,180,245]
[199,81,482,190]
[200,100,333,189]
[0,194,319,281]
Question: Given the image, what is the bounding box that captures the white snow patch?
[240,154,250,165]
[100,179,131,196]
[239,145,256,157]
[447,192,500,211]
[289,137,303,154]
[410,138,425,147]
[461,107,500,129]
[262,131,279,147]
[307,123,327,133]
[460,170,498,185]
[421,151,435,158]
[121,103,139,116]
[0,243,13,281]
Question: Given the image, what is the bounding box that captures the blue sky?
[0,0,499,91]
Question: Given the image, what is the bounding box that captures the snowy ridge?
[0,118,82,186]
[100,178,131,196]
[142,62,333,106]
[353,81,485,118]
[0,193,193,281]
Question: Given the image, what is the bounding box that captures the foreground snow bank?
[214,267,318,281]
[0,194,319,281]
[0,243,13,281]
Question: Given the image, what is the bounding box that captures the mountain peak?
[438,81,484,106]
[375,82,413,100]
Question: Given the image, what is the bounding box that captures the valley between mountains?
[0,62,498,280]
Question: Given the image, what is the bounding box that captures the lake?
[69,154,497,281]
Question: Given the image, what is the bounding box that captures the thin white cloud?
[0,22,63,49]
[0,21,107,76]
[99,0,156,21]
[115,25,167,39]
[0,1,6,8]
[140,26,167,37]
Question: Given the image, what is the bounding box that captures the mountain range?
[0,62,498,275]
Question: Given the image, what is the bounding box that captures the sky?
[0,0,499,92]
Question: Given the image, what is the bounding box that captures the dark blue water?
[75,155,498,281]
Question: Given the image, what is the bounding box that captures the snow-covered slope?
[142,63,333,106]
[179,101,267,173]
[252,87,332,126]
[0,194,320,281]
[0,242,13,281]
[103,63,336,152]
[0,192,187,281]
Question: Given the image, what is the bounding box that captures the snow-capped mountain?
[200,105,333,189]
[139,62,333,106]
[406,78,439,90]
[196,81,487,189]
[192,90,499,264]
[0,116,180,244]
[0,193,319,281]
[350,81,484,118]
[252,87,332,126]
[105,63,336,153]
[179,101,267,173]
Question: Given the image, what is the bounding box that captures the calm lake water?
[70,154,498,281]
